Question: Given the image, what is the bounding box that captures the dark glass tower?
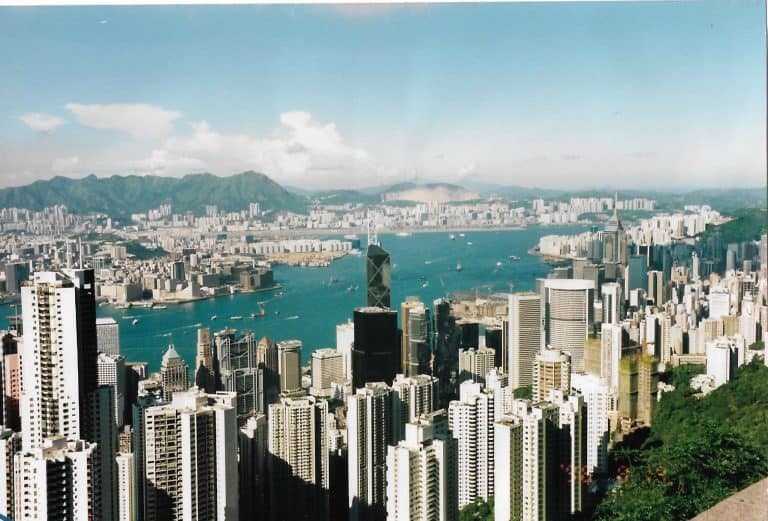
[351,307,400,389]
[432,298,460,407]
[366,244,391,309]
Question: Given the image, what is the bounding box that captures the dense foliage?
[459,498,494,521]
[699,208,767,244]
[513,385,533,400]
[594,360,768,520]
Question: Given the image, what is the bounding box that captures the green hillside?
[0,171,308,218]
[699,208,767,244]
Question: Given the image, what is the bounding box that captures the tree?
[459,498,494,521]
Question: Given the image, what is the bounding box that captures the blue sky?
[0,2,764,190]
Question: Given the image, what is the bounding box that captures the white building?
[544,279,595,373]
[507,293,544,389]
[708,286,731,320]
[347,382,392,521]
[571,374,612,475]
[142,388,239,521]
[533,349,571,403]
[494,416,523,521]
[706,337,739,388]
[601,283,623,325]
[96,317,120,357]
[116,452,136,521]
[336,320,355,381]
[391,374,438,441]
[600,322,623,391]
[311,348,345,398]
[385,411,457,521]
[458,347,496,385]
[448,381,495,508]
[13,437,97,521]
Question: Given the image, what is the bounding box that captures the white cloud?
[18,113,64,133]
[126,111,372,186]
[65,103,181,139]
[52,156,80,172]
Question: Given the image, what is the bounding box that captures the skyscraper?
[310,348,344,398]
[218,330,264,422]
[602,202,627,266]
[97,352,126,427]
[256,336,279,403]
[336,320,355,382]
[647,270,665,306]
[391,373,439,441]
[401,297,433,377]
[277,339,303,396]
[366,244,391,309]
[533,349,571,403]
[385,411,457,521]
[449,381,495,509]
[433,298,460,407]
[116,452,137,521]
[544,279,595,373]
[268,395,329,521]
[571,374,611,475]
[96,317,120,357]
[239,414,268,521]
[458,347,496,385]
[0,426,20,517]
[493,416,523,521]
[194,327,216,393]
[507,292,544,389]
[601,282,623,325]
[351,307,400,389]
[347,382,392,521]
[141,388,238,521]
[626,254,648,293]
[159,344,190,401]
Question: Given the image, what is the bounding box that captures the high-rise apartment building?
[601,282,623,325]
[647,270,665,306]
[336,320,355,382]
[600,323,622,391]
[401,297,432,377]
[97,352,126,427]
[618,355,659,426]
[571,374,612,475]
[458,347,496,385]
[385,411,457,521]
[116,452,136,521]
[0,427,20,517]
[268,395,329,521]
[507,293,544,389]
[391,374,439,441]
[533,349,571,403]
[493,415,523,521]
[239,414,268,521]
[310,348,344,398]
[544,279,595,373]
[347,382,392,521]
[141,388,238,521]
[448,381,495,509]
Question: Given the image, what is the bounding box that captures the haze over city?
[1,1,765,190]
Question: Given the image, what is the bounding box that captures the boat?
[395,231,411,237]
[347,285,358,292]
[153,305,168,310]
[422,281,429,288]
[230,316,243,320]
[251,308,266,318]
[132,319,139,326]
[509,255,520,261]
[459,233,465,238]
[424,260,433,265]
[211,315,218,320]
[467,241,473,246]
[286,315,299,320]
[449,234,456,240]
[496,261,503,267]
[456,263,463,272]
[274,310,280,316]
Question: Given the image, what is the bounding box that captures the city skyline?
[1,1,765,190]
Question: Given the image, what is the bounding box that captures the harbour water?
[0,226,586,371]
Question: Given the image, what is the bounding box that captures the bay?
[1,226,586,371]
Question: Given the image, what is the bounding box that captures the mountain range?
[0,172,763,218]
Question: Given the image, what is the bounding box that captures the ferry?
[449,234,456,240]
[496,261,503,267]
[286,315,300,320]
[467,241,473,246]
[347,285,358,292]
[211,315,218,320]
[251,308,266,318]
[395,231,411,237]
[153,305,168,310]
[459,233,465,238]
[424,260,433,265]
[230,316,243,321]
[456,263,463,272]
[509,255,521,261]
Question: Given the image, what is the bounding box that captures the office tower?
[544,279,595,373]
[351,307,400,389]
[257,336,279,403]
[627,254,648,293]
[1,333,20,431]
[709,286,731,319]
[268,395,329,521]
[366,244,391,309]
[449,381,495,509]
[458,347,496,385]
[13,437,98,521]
[401,297,432,377]
[195,327,216,393]
[0,427,20,517]
[171,259,185,281]
[124,361,148,426]
[239,414,268,521]
[311,348,344,398]
[647,270,665,305]
[160,344,190,401]
[618,355,659,426]
[602,203,627,266]
[347,382,393,521]
[391,374,439,441]
[601,282,623,325]
[277,339,303,396]
[494,416,523,521]
[571,374,611,475]
[706,337,739,388]
[4,261,30,294]
[533,349,571,403]
[142,388,238,521]
[97,352,126,427]
[218,331,264,422]
[385,411,457,521]
[116,452,137,521]
[96,317,120,356]
[433,298,460,407]
[507,292,544,389]
[336,320,355,381]
[662,248,673,282]
[458,320,480,349]
[600,323,622,390]
[691,251,701,281]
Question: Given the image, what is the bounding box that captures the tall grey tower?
[366,244,391,309]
